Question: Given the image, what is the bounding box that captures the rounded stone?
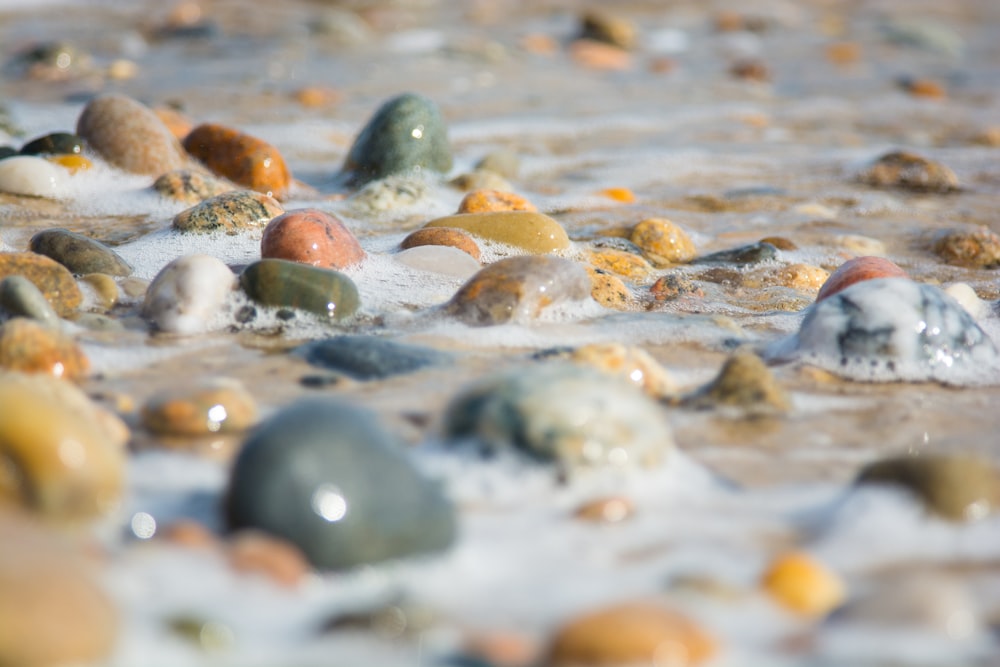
[457,189,536,214]
[569,343,677,399]
[0,275,59,325]
[584,247,653,281]
[19,132,83,156]
[153,169,236,205]
[343,92,452,187]
[449,170,513,193]
[0,252,82,316]
[757,263,830,293]
[932,226,1000,268]
[79,273,120,311]
[445,255,591,326]
[173,190,284,235]
[816,256,908,302]
[239,258,360,320]
[682,349,790,414]
[0,318,89,380]
[225,397,457,570]
[45,154,91,173]
[296,335,453,380]
[76,94,187,176]
[857,150,959,193]
[141,378,258,436]
[586,267,633,310]
[394,245,481,279]
[425,212,570,254]
[29,228,132,277]
[183,123,291,199]
[649,274,704,302]
[761,551,846,617]
[261,208,366,270]
[0,155,68,198]
[348,174,431,214]
[142,254,236,335]
[573,496,635,523]
[401,227,481,261]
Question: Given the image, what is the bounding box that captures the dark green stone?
[691,241,779,266]
[297,335,453,380]
[239,258,360,320]
[29,228,133,276]
[0,146,17,160]
[225,398,456,570]
[19,132,83,156]
[343,93,452,187]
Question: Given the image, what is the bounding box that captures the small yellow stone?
[585,267,633,311]
[584,248,652,281]
[630,218,697,266]
[45,154,92,174]
[761,551,845,617]
[570,342,676,398]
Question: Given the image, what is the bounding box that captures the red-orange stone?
[816,256,908,302]
[183,123,291,199]
[261,208,366,270]
[401,227,481,261]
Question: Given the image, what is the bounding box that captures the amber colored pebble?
[46,154,92,173]
[0,318,89,380]
[759,236,797,251]
[153,106,195,141]
[183,123,292,199]
[585,267,632,311]
[294,86,341,108]
[569,39,632,71]
[598,187,635,203]
[815,256,908,302]
[713,11,744,32]
[761,551,845,617]
[901,78,946,99]
[227,530,311,588]
[826,41,861,66]
[585,248,652,281]
[401,227,481,262]
[458,189,537,214]
[630,218,697,266]
[520,33,558,56]
[261,208,366,270]
[649,274,704,301]
[159,519,219,549]
[574,496,635,523]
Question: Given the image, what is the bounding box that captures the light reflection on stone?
[311,483,348,522]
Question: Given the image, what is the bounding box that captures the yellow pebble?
[761,551,845,617]
[46,154,92,174]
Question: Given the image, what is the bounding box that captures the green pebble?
[239,259,360,320]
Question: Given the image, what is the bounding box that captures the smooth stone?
[0,318,89,380]
[46,154,91,173]
[348,174,430,214]
[0,372,126,519]
[261,208,366,270]
[856,454,999,521]
[173,190,284,235]
[816,256,908,302]
[0,252,82,316]
[857,150,960,193]
[425,212,570,254]
[760,551,845,617]
[225,397,457,570]
[691,241,778,265]
[79,273,119,311]
[70,312,124,332]
[240,258,359,320]
[76,94,187,176]
[448,170,513,193]
[746,263,829,293]
[586,267,633,311]
[584,247,652,281]
[343,92,452,187]
[394,245,481,279]
[296,335,453,380]
[445,255,591,326]
[153,169,236,205]
[142,255,236,335]
[401,227,481,261]
[682,349,790,414]
[932,226,1000,268]
[183,123,291,199]
[569,39,632,71]
[569,342,677,398]
[475,149,520,179]
[0,275,59,325]
[29,228,132,277]
[0,155,67,197]
[457,189,536,214]
[0,510,118,666]
[141,378,258,436]
[19,132,83,156]
[444,363,674,471]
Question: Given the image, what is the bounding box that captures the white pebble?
[393,245,480,279]
[943,283,987,320]
[0,156,67,198]
[141,254,236,334]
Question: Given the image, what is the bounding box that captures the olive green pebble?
[240,259,360,320]
[29,228,132,277]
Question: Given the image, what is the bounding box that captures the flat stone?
[0,275,59,325]
[584,247,652,281]
[0,317,89,380]
[183,123,291,199]
[0,252,82,316]
[173,190,283,235]
[261,208,366,270]
[425,212,570,254]
[29,228,132,277]
[691,241,778,266]
[76,93,187,176]
[682,348,790,414]
[240,258,360,320]
[296,335,453,380]
[141,378,259,437]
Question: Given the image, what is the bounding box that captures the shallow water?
[2,0,1000,665]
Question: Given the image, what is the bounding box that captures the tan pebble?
[580,10,636,51]
[401,227,481,261]
[76,94,187,176]
[630,218,697,266]
[294,86,341,108]
[227,530,311,588]
[80,273,119,310]
[159,519,220,549]
[713,11,745,32]
[584,248,652,281]
[857,150,959,193]
[829,234,886,256]
[761,551,845,617]
[573,496,635,523]
[0,318,89,380]
[425,212,569,254]
[747,264,829,293]
[119,276,150,299]
[0,252,82,316]
[457,189,536,214]
[683,348,790,414]
[183,123,292,199]
[450,170,514,193]
[932,226,1000,268]
[569,39,632,71]
[153,169,236,205]
[570,342,676,398]
[107,58,138,81]
[971,126,1000,147]
[758,236,798,251]
[141,378,258,437]
[900,77,946,99]
[173,190,284,235]
[792,202,837,219]
[585,267,633,311]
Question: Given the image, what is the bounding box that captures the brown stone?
[0,251,82,316]
[0,318,89,380]
[816,256,908,302]
[183,123,292,199]
[730,59,771,82]
[227,530,311,588]
[932,226,1000,268]
[857,150,960,193]
[457,189,537,214]
[76,94,187,176]
[649,274,704,302]
[683,349,790,414]
[153,169,236,205]
[261,208,366,270]
[141,378,259,437]
[630,218,697,266]
[173,190,283,235]
[401,227,481,261]
[580,11,637,50]
[153,105,195,140]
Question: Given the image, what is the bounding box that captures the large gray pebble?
[296,335,453,380]
[29,228,132,277]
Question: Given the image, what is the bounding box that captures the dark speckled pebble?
[173,190,283,234]
[296,335,453,380]
[19,132,83,156]
[225,397,456,570]
[240,258,359,320]
[691,241,778,266]
[29,228,132,277]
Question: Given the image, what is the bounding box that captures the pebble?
[569,39,632,71]
[444,363,674,471]
[79,273,120,311]
[342,92,452,187]
[29,228,132,277]
[649,274,704,302]
[457,189,537,214]
[598,187,635,203]
[46,154,91,173]
[573,496,635,523]
[0,275,59,325]
[395,245,481,279]
[297,335,453,380]
[141,378,258,437]
[816,256,908,302]
[899,76,946,100]
[943,283,988,320]
[730,58,771,82]
[828,233,887,257]
[348,174,431,214]
[76,94,187,176]
[142,254,236,335]
[172,190,283,235]
[152,105,195,140]
[0,511,118,666]
[401,227,481,261]
[225,397,456,570]
[569,342,677,398]
[240,258,360,320]
[475,149,520,179]
[825,41,862,66]
[226,530,311,588]
[742,264,829,293]
[761,551,845,617]
[425,212,570,254]
[449,170,514,193]
[545,602,716,666]
[932,226,1000,268]
[682,348,790,414]
[0,252,82,316]
[691,241,778,266]
[857,150,960,193]
[0,372,126,518]
[856,454,999,521]
[261,208,366,270]
[579,10,637,50]
[183,123,292,199]
[153,169,236,205]
[584,247,652,281]
[0,155,68,197]
[19,132,83,156]
[586,267,633,310]
[0,318,89,380]
[445,256,591,326]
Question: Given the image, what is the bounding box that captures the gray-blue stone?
[296,335,453,380]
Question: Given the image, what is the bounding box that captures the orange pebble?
[227,530,311,588]
[457,189,537,214]
[815,256,908,302]
[400,227,481,261]
[761,551,845,617]
[153,106,195,141]
[294,86,341,108]
[901,78,946,99]
[159,519,219,549]
[183,123,291,199]
[569,39,632,71]
[598,187,635,203]
[46,154,92,173]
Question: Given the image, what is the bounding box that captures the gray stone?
[0,275,59,325]
[296,335,453,380]
[29,228,132,277]
[691,241,778,266]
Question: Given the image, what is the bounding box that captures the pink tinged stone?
[261,209,366,270]
[816,256,908,302]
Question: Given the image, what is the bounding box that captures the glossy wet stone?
[457,189,537,214]
[425,212,570,254]
[76,94,187,176]
[401,227,481,261]
[445,255,591,326]
[19,132,83,156]
[682,349,790,414]
[857,150,960,193]
[691,241,778,265]
[444,363,674,472]
[649,274,704,302]
[932,226,1000,268]
[141,378,258,437]
[79,273,119,311]
[630,217,697,266]
[0,275,59,325]
[0,155,67,197]
[183,123,292,199]
[142,255,236,335]
[29,228,132,277]
[0,318,89,380]
[225,397,456,570]
[0,252,81,316]
[761,551,845,617]
[261,209,366,270]
[153,169,236,205]
[240,259,360,320]
[173,190,283,235]
[297,335,453,380]
[343,93,452,187]
[46,154,91,173]
[816,256,908,302]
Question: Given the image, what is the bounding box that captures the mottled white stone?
[142,254,236,334]
[0,156,67,198]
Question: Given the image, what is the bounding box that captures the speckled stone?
[0,155,68,197]
[586,267,633,310]
[29,228,132,277]
[142,255,236,335]
[226,398,456,570]
[932,226,1000,268]
[0,252,82,316]
[240,259,360,320]
[0,275,59,325]
[297,335,453,380]
[425,212,570,254]
[456,189,537,214]
[141,378,258,437]
[0,318,89,380]
[401,227,481,261]
[682,349,790,414]
[755,263,829,293]
[261,209,366,270]
[857,150,960,193]
[649,274,704,302]
[76,94,187,176]
[343,93,452,187]
[569,343,677,399]
[153,169,236,205]
[692,241,778,266]
[445,255,591,326]
[183,123,292,199]
[19,132,83,156]
[173,190,283,235]
[584,247,652,281]
[816,256,908,302]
